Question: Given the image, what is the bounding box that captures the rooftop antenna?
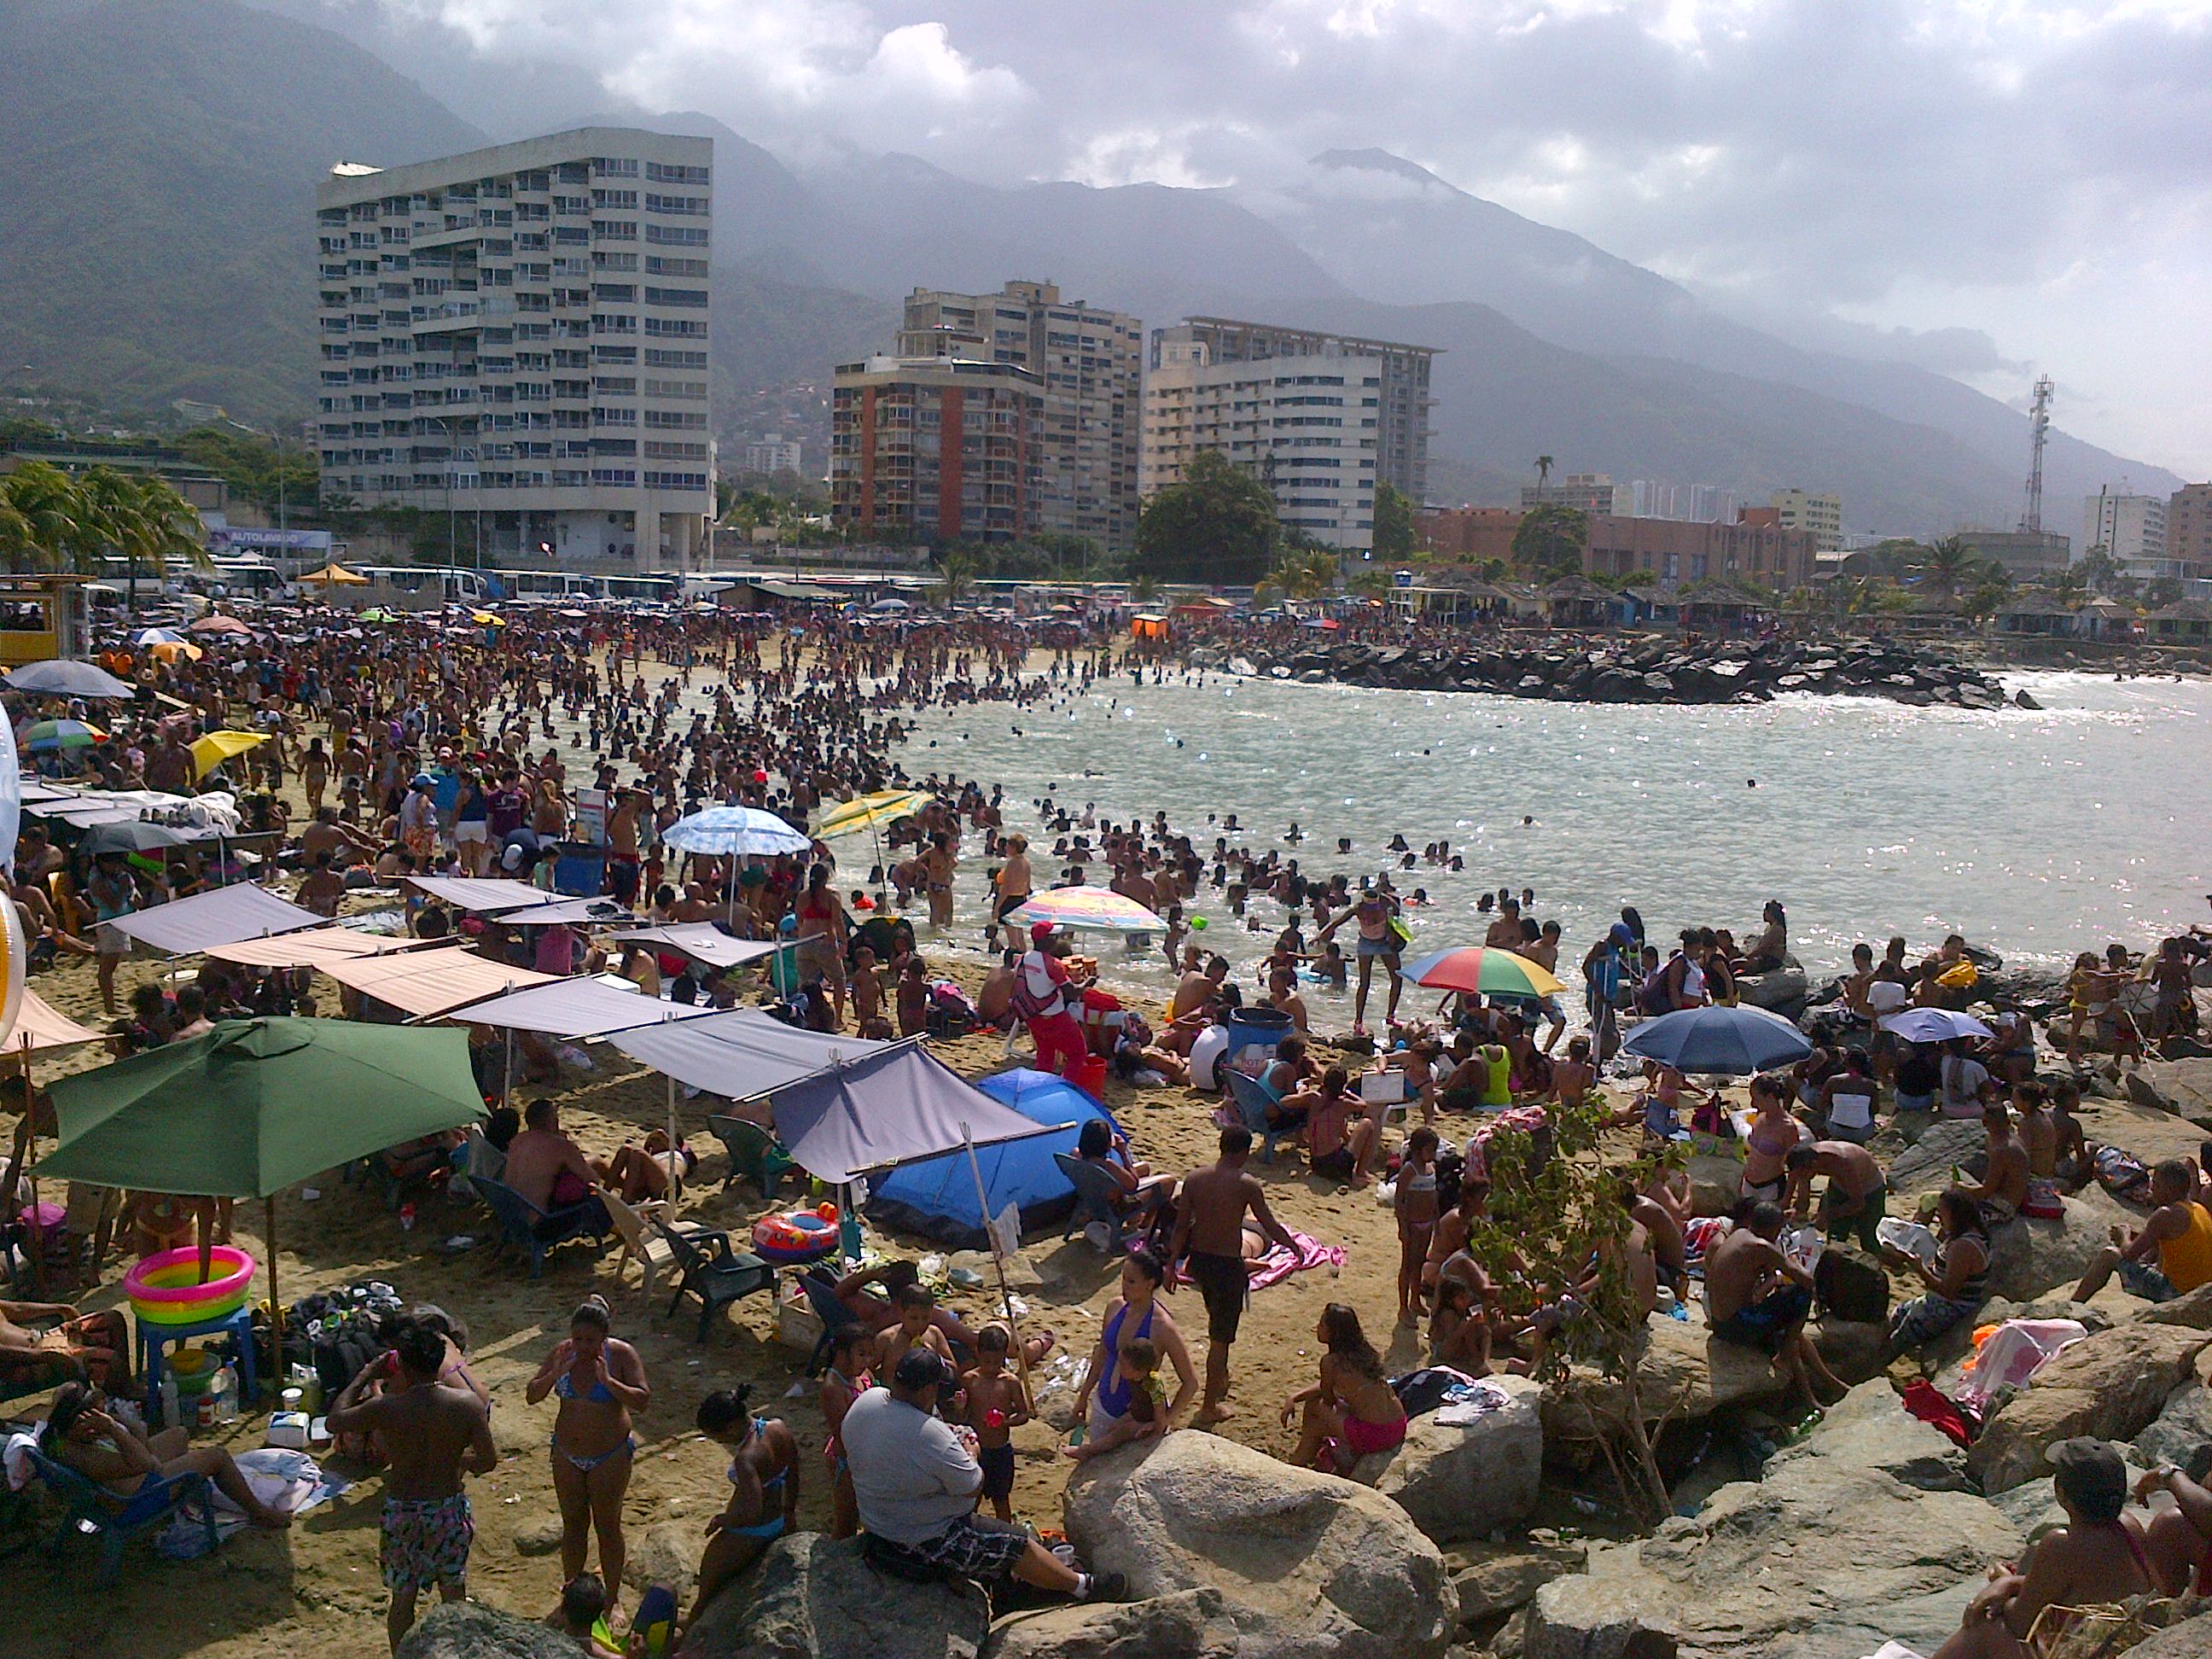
[2018,375,2053,533]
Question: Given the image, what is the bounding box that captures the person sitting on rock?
[1960,1103,2029,1227]
[2071,1158,2212,1305]
[1280,1304,1407,1474]
[1881,1189,1991,1359]
[1703,1202,1845,1411]
[1930,1439,2152,1659]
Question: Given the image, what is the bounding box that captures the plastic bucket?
[1068,1052,1109,1103]
[1223,1006,1294,1069]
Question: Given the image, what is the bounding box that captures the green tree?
[1258,546,1339,602]
[0,462,89,572]
[1344,566,1394,599]
[1511,503,1588,577]
[1371,481,1416,565]
[1132,448,1279,585]
[933,544,984,607]
[1914,533,1976,601]
[1963,579,2010,625]
[1534,455,1554,487]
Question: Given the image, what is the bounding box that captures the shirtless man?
[1705,1202,1845,1409]
[1167,1126,1299,1424]
[1784,1139,1889,1254]
[2012,1082,2058,1179]
[923,832,957,930]
[503,1097,607,1228]
[1625,1182,1688,1293]
[1169,953,1230,1023]
[298,851,347,919]
[1965,1103,2031,1226]
[0,1298,131,1392]
[328,1320,499,1652]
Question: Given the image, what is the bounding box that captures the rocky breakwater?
[1255,638,2025,709]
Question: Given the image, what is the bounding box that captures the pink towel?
[1247,1228,1346,1291]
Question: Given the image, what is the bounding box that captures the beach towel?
[156,1447,349,1559]
[1433,1381,1517,1427]
[1246,1228,1346,1291]
[1957,1318,2087,1415]
[3,1428,37,1492]
[1899,1378,1976,1449]
[1682,1215,1732,1263]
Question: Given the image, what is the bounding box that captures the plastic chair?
[603,1191,725,1302]
[472,1176,608,1278]
[707,1115,794,1202]
[796,1266,867,1376]
[136,1305,258,1427]
[1224,1069,1289,1164]
[26,1447,216,1582]
[1052,1153,1129,1254]
[656,1220,775,1343]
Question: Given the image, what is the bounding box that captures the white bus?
[351,565,493,607]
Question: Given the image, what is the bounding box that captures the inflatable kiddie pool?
[125,1244,255,1326]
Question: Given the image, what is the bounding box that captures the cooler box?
[551,843,605,897]
[1224,1007,1294,1070]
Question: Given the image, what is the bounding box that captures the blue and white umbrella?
[1621,1004,1812,1075]
[132,627,188,646]
[661,805,811,859]
[1878,1008,1994,1045]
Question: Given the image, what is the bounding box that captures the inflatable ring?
[125,1244,255,1326]
[752,1210,838,1266]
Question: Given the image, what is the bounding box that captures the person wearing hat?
[1014,921,1089,1080]
[399,772,439,870]
[838,1348,1123,1604]
[1930,1438,2152,1658]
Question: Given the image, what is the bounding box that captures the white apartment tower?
[2081,490,2173,579]
[314,127,715,568]
[898,281,1142,551]
[1143,329,1387,555]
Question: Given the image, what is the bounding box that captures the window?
[591,188,638,209]
[643,410,707,428]
[643,317,706,337]
[643,224,708,247]
[591,157,640,178]
[643,255,708,277]
[644,161,710,184]
[643,348,707,369]
[643,286,707,308]
[591,219,637,240]
[643,193,707,215]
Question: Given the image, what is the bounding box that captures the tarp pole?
[663,1011,680,1220]
[266,1194,282,1382]
[961,1123,1033,1410]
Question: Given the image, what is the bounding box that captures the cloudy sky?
[299,0,2211,474]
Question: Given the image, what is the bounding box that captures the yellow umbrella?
[189,729,267,777]
[814,789,933,840]
[300,563,370,585]
[146,640,202,663]
[469,611,506,626]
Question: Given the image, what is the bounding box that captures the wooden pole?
[266,1194,282,1393]
[960,1125,1034,1410]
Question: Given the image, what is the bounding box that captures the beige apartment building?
[314,126,714,568]
[1769,488,1844,552]
[897,281,1141,550]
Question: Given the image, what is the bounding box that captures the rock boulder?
[397,1604,575,1659]
[2126,1060,2212,1125]
[1062,1430,1452,1659]
[1353,1375,1542,1545]
[1983,1193,2137,1302]
[1767,1381,1967,1490]
[1966,1323,2212,1492]
[984,1588,1239,1659]
[2134,1382,2212,1474]
[679,1533,989,1659]
[1542,1316,1785,1452]
[1447,1537,1589,1626]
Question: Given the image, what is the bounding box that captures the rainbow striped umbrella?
[1401,946,1565,998]
[22,719,107,753]
[1010,886,1167,935]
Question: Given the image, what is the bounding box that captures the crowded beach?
[3,591,2211,1659]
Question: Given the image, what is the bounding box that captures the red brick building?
[1416,507,1523,563]
[830,355,1043,544]
[1419,504,1815,591]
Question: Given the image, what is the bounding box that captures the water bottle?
[212,1363,238,1423]
[160,1368,180,1432]
[399,1200,417,1232]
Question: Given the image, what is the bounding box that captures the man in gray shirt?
[842,1350,1123,1601]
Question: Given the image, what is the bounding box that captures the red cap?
[1030,921,1055,943]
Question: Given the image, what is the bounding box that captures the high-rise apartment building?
[1150,318,1435,503]
[742,434,802,475]
[314,127,714,568]
[2081,490,2174,579]
[1521,472,1617,515]
[1142,333,1384,555]
[1768,488,1844,552]
[829,355,1043,544]
[2168,483,2212,580]
[898,281,1141,550]
[1628,480,1738,523]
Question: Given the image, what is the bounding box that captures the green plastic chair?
[708,1114,795,1202]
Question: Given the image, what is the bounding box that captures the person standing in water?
[1317,885,1406,1037]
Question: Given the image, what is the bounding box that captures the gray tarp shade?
[487,897,634,927]
[607,924,784,971]
[404,876,549,914]
[435,976,713,1039]
[607,1009,890,1099]
[98,882,323,955]
[769,1043,1069,1185]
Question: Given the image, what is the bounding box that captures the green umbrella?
[43,1019,486,1333]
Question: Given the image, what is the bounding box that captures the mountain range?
[0,0,2184,535]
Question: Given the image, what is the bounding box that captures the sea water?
[890,668,2210,998]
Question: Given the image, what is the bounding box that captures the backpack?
[1813,1248,1890,1324]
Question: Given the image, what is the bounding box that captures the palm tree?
[0,461,89,573]
[933,545,983,608]
[1130,573,1161,604]
[1534,455,1555,487]
[1258,546,1339,602]
[1915,534,1976,602]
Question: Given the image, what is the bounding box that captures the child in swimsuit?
[960,1324,1030,1520]
[1062,1338,1163,1464]
[690,1385,798,1628]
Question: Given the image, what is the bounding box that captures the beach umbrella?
[190,729,267,778]
[188,614,253,637]
[79,819,191,857]
[1010,885,1168,935]
[131,626,187,646]
[1401,946,1566,998]
[22,719,106,753]
[1622,1004,1812,1075]
[662,805,811,859]
[147,640,203,663]
[299,563,369,586]
[1879,1008,1995,1044]
[469,610,506,626]
[5,659,136,699]
[358,607,399,623]
[40,1018,486,1336]
[814,789,932,841]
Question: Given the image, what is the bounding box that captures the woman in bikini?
[817,1324,870,1540]
[1283,1303,1408,1473]
[527,1299,649,1624]
[1394,1127,1441,1326]
[689,1384,799,1627]
[791,863,849,1028]
[1739,1072,1804,1206]
[1071,1246,1197,1447]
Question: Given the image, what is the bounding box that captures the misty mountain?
[0,0,486,422]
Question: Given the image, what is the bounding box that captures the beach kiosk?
[0,574,90,668]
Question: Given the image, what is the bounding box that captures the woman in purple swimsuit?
[527,1297,650,1623]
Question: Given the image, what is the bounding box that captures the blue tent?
[867,1068,1117,1249]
